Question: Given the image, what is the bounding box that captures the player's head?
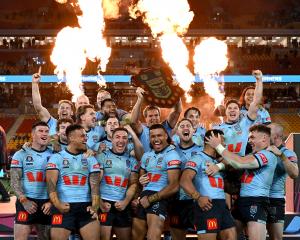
[225,99,240,123]
[204,129,225,146]
[76,105,96,128]
[58,100,74,120]
[184,107,201,128]
[75,95,90,110]
[105,117,120,138]
[56,118,74,143]
[66,124,87,152]
[112,127,129,154]
[248,124,271,153]
[268,123,284,145]
[143,105,161,127]
[31,121,50,147]
[176,118,194,144]
[97,90,111,109]
[149,123,171,152]
[101,99,117,118]
[239,86,255,107]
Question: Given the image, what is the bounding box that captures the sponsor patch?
[52,214,63,225]
[11,160,19,165]
[186,161,197,168]
[167,160,181,167]
[47,163,57,168]
[257,153,268,165]
[207,218,218,230]
[17,211,28,222]
[100,213,107,223]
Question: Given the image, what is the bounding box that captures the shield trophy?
[131,67,184,108]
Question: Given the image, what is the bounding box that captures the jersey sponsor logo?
[63,175,87,186]
[92,135,99,143]
[63,159,69,168]
[227,142,242,153]
[157,157,163,165]
[52,214,63,225]
[288,156,297,162]
[208,176,224,189]
[93,163,100,169]
[26,171,45,182]
[241,171,254,184]
[257,153,268,165]
[17,211,28,222]
[207,218,218,230]
[105,159,112,168]
[100,213,107,223]
[186,161,197,168]
[168,160,181,167]
[250,205,257,217]
[104,176,128,187]
[11,159,19,165]
[26,156,34,162]
[147,173,162,182]
[81,158,88,166]
[47,163,57,168]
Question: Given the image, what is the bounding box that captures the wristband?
[19,196,28,204]
[216,144,226,155]
[147,193,160,203]
[191,191,200,200]
[216,163,225,170]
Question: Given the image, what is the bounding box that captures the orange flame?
[193,37,228,108]
[129,0,194,102]
[103,0,121,19]
[52,0,111,101]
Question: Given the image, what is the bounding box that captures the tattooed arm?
[89,171,102,213]
[10,168,38,214]
[46,169,70,213]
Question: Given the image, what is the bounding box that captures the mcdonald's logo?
[17,211,28,222]
[100,213,107,223]
[207,218,218,230]
[52,214,63,225]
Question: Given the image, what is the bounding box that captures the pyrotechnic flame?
[103,0,121,19]
[193,37,228,108]
[129,0,194,102]
[52,0,111,101]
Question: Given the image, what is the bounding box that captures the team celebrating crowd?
[9,69,299,240]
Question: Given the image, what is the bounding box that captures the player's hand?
[252,70,263,81]
[22,200,38,214]
[55,202,70,213]
[115,200,129,211]
[32,66,42,83]
[205,162,220,176]
[205,132,222,149]
[86,206,98,219]
[131,198,139,211]
[51,142,61,153]
[267,145,282,156]
[139,196,150,209]
[41,202,52,215]
[99,200,111,213]
[139,174,150,186]
[136,87,145,100]
[197,196,212,211]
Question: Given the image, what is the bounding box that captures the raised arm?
[248,70,263,120]
[123,124,144,161]
[32,67,51,122]
[167,98,182,129]
[130,87,145,135]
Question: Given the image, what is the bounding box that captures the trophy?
[130,67,184,108]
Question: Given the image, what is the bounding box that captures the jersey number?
[227,142,242,153]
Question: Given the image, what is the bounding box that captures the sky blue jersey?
[240,106,271,125]
[11,147,53,199]
[172,126,206,147]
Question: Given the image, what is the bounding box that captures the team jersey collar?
[154,144,170,154]
[202,151,216,160]
[179,143,196,150]
[65,148,82,156]
[109,148,125,156]
[31,147,48,153]
[58,140,67,146]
